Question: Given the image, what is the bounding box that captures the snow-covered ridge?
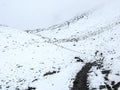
[25,6,99,34]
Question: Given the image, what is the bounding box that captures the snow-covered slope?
[0,26,87,90]
[1,0,120,90]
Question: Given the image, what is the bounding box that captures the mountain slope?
[0,26,87,90]
[0,0,120,90]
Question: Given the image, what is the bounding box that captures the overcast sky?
[0,0,106,30]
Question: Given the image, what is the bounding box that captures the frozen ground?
[0,0,120,90]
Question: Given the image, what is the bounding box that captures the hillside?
[0,0,120,90]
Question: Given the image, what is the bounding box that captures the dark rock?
[26,87,36,90]
[91,88,97,90]
[43,71,57,77]
[111,81,115,85]
[95,50,99,56]
[32,79,39,82]
[101,70,111,74]
[99,85,106,89]
[74,57,84,62]
[104,76,109,81]
[104,82,112,90]
[112,82,120,90]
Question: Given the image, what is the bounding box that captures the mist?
[0,0,106,30]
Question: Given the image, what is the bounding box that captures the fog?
[0,0,106,30]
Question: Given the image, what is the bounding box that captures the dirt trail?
[71,63,93,90]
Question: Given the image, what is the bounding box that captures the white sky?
[0,0,106,30]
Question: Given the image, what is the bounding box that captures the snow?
[0,26,84,90]
[0,0,120,90]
